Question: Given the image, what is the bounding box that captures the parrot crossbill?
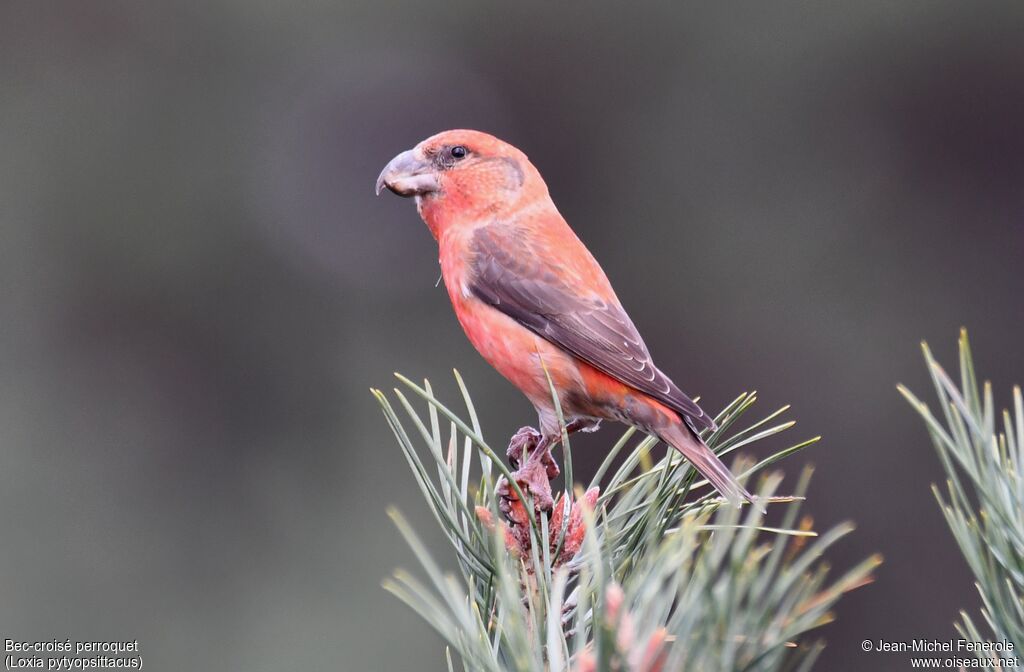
[376,130,754,512]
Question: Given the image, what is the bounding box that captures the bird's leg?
[497,419,601,520]
[523,431,560,480]
[526,418,601,480]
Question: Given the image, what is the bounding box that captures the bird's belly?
[451,296,677,435]
[453,297,582,409]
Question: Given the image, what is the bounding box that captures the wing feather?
[469,224,715,433]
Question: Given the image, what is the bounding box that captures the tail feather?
[661,421,762,513]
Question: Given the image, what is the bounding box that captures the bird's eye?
[450,145,468,160]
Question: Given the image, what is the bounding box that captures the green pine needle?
[376,372,877,671]
[901,329,1024,660]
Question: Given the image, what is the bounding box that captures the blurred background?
[2,2,1023,670]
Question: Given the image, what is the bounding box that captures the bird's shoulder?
[469,211,616,304]
[465,213,717,433]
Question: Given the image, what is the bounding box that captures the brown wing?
[469,224,716,433]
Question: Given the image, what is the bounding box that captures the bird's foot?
[533,437,560,481]
[497,458,556,519]
[506,426,542,469]
[508,427,560,482]
[497,427,565,521]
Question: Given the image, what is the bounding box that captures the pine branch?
[375,372,878,671]
[900,329,1024,660]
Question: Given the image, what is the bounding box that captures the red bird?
[377,130,754,511]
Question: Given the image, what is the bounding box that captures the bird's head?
[376,130,543,226]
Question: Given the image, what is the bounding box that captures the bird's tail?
[660,420,761,512]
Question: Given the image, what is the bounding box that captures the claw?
[506,426,541,469]
[495,474,534,552]
[497,459,555,518]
